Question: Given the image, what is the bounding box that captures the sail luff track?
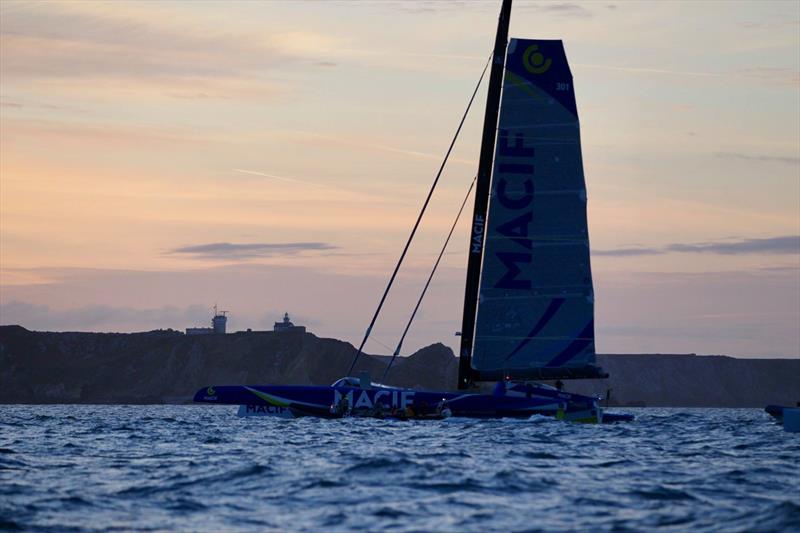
[457,0,512,389]
[381,176,477,382]
[345,55,491,377]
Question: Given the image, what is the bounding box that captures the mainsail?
[464,39,605,382]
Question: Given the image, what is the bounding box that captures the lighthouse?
[273,312,305,333]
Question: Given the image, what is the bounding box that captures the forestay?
[471,39,603,381]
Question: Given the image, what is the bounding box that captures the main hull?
[194,382,604,422]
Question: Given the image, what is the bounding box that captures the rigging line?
[346,53,492,377]
[367,336,394,353]
[382,175,477,382]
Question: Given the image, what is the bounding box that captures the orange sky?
[1,1,798,357]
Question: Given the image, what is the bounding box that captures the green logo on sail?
[523,44,552,74]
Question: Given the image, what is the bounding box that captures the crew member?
[335,394,350,416]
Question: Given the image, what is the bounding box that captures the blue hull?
[765,404,789,421]
[194,383,611,421]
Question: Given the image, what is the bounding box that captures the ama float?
[194,0,633,424]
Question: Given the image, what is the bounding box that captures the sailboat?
[194,0,632,423]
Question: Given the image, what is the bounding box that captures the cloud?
[0,2,338,100]
[383,2,488,15]
[0,263,456,352]
[232,168,319,187]
[595,268,800,357]
[596,236,800,257]
[733,67,799,86]
[169,242,338,260]
[575,63,721,78]
[573,65,796,87]
[0,99,79,111]
[738,20,800,31]
[165,92,214,100]
[0,301,210,332]
[511,2,596,17]
[386,1,595,18]
[3,262,798,357]
[278,130,476,167]
[538,3,594,18]
[715,152,800,165]
[593,247,664,257]
[665,236,800,255]
[3,116,225,149]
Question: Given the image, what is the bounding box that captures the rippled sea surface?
[1,406,798,532]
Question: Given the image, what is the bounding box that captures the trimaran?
[194,0,633,424]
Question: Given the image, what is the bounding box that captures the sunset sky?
[1,0,798,358]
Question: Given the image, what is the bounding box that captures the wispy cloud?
[0,2,337,100]
[232,169,318,187]
[383,1,598,18]
[528,3,594,18]
[733,67,799,86]
[574,65,798,86]
[280,130,476,167]
[715,152,800,165]
[574,63,721,78]
[0,99,82,111]
[593,247,664,257]
[169,242,337,260]
[738,19,800,31]
[665,236,800,255]
[230,168,400,204]
[0,300,211,331]
[596,236,800,257]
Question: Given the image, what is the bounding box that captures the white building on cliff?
[273,312,305,333]
[186,305,228,335]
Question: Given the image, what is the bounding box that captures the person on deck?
[334,395,350,416]
[371,402,385,419]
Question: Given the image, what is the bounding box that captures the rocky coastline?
[1,325,797,407]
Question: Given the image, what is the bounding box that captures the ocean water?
[1,406,798,532]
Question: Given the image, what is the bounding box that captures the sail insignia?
[470,38,603,381]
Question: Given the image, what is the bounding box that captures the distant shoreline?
[1,325,798,407]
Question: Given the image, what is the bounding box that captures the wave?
[344,456,417,474]
[631,486,697,501]
[1,405,796,532]
[116,463,273,497]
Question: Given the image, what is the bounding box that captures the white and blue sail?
[468,39,604,381]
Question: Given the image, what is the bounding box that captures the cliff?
[0,325,456,404]
[569,354,799,407]
[0,325,796,406]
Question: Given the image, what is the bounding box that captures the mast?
[458,0,512,389]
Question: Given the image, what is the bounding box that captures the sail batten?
[469,38,604,381]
